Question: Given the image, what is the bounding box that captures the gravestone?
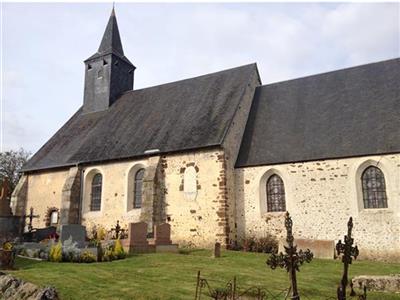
[0,177,12,216]
[121,222,151,253]
[154,223,172,245]
[278,238,334,259]
[129,222,149,246]
[214,242,221,258]
[60,224,86,248]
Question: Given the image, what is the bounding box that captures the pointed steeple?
[82,7,135,114]
[97,7,124,56]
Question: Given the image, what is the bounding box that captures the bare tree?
[0,148,31,198]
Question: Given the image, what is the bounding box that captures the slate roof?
[85,8,133,65]
[236,58,400,167]
[22,63,258,172]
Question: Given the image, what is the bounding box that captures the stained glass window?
[134,169,145,208]
[267,174,286,212]
[362,166,388,209]
[90,173,102,211]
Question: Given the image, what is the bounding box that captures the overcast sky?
[2,2,399,154]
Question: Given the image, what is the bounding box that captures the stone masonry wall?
[24,170,69,229]
[162,148,228,247]
[235,154,400,261]
[222,69,261,247]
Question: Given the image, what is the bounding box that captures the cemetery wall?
[24,169,69,229]
[236,153,400,261]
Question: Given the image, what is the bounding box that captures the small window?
[266,174,286,212]
[87,64,92,70]
[184,166,197,200]
[90,174,102,211]
[97,68,103,79]
[134,169,145,208]
[362,166,388,209]
[103,59,108,66]
[50,211,58,225]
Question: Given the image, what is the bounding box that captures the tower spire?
[97,7,124,56]
[82,7,135,114]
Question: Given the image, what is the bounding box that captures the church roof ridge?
[262,57,399,88]
[121,63,258,95]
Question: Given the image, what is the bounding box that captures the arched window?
[90,174,102,211]
[266,174,286,212]
[134,169,145,208]
[362,166,388,209]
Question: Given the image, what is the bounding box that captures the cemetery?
[1,185,400,300]
[0,176,399,298]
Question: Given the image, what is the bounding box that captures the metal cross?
[111,220,122,239]
[336,217,359,300]
[23,207,40,232]
[267,212,313,300]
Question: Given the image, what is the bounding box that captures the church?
[11,9,400,261]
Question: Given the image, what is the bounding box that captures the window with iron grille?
[266,174,286,212]
[134,169,145,209]
[90,173,102,211]
[362,166,388,209]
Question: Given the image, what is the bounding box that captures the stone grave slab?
[278,238,335,259]
[60,224,86,248]
[153,223,172,245]
[214,242,221,258]
[122,222,151,253]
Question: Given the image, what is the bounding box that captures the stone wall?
[161,148,228,247]
[222,69,261,246]
[23,170,69,230]
[80,158,150,233]
[79,148,228,248]
[235,154,400,261]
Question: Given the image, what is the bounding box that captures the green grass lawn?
[6,250,400,300]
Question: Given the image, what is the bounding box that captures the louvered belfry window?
[362,166,388,209]
[90,174,102,211]
[134,169,145,209]
[266,174,286,212]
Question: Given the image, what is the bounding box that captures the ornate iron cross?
[267,212,313,300]
[111,220,122,239]
[23,207,40,232]
[336,217,359,300]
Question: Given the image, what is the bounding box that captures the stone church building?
[11,10,400,261]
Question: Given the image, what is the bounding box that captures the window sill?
[359,208,394,215]
[262,211,287,218]
[82,210,102,217]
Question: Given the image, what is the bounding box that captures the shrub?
[62,236,81,262]
[80,251,96,263]
[241,235,278,254]
[102,248,115,262]
[97,226,107,240]
[2,242,13,251]
[242,236,257,252]
[49,242,62,262]
[113,239,126,259]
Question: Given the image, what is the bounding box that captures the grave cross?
[23,207,40,232]
[111,220,122,239]
[267,212,313,300]
[336,217,359,300]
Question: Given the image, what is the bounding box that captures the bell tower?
[83,8,135,114]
